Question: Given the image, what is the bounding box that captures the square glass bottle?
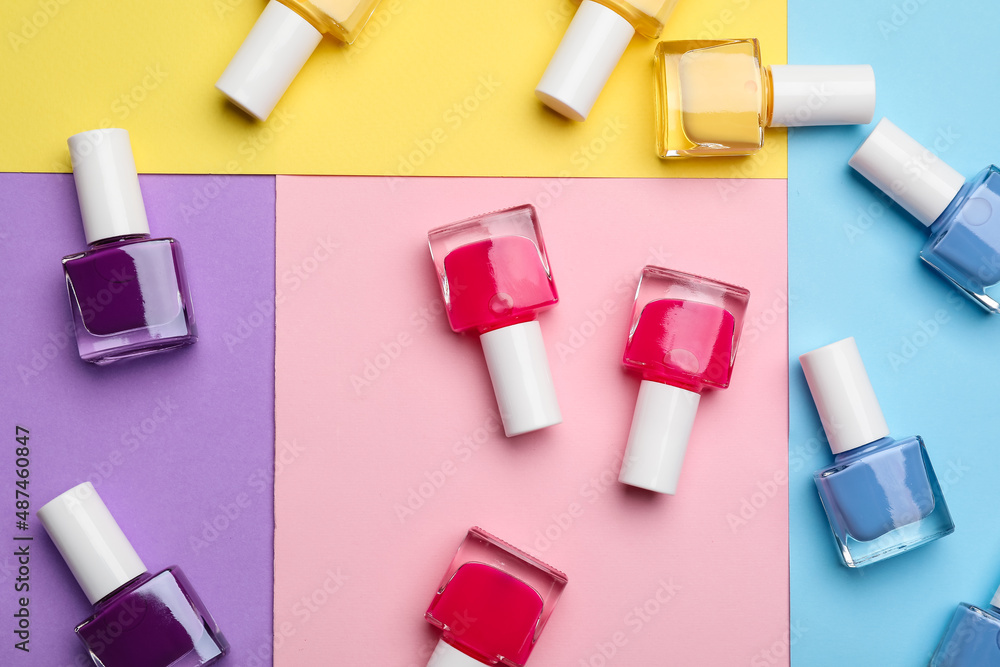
[63,129,196,365]
[423,527,567,667]
[654,38,875,157]
[37,483,228,667]
[800,337,954,567]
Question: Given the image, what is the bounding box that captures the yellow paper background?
[1,0,786,176]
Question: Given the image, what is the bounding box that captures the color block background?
[0,0,785,178]
[274,176,789,665]
[0,174,275,666]
[788,0,1000,664]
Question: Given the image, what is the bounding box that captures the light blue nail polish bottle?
[850,118,1000,311]
[799,337,954,568]
[931,583,1000,666]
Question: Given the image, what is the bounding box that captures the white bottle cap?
[769,65,876,128]
[799,337,890,455]
[425,639,484,667]
[618,380,701,495]
[535,0,635,121]
[848,118,966,227]
[68,128,150,245]
[216,0,323,121]
[480,321,562,437]
[37,482,146,605]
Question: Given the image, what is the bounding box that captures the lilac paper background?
[0,174,275,666]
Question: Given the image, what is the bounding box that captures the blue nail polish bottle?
[799,337,954,568]
[850,118,1000,312]
[931,584,1000,666]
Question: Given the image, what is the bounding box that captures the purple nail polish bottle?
[63,129,196,365]
[38,482,229,666]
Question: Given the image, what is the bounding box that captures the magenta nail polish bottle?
[428,205,562,437]
[423,527,567,667]
[62,129,196,365]
[38,482,228,666]
[618,266,750,495]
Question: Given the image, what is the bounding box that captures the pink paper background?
[274,176,789,666]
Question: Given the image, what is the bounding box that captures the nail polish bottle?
[931,580,1000,666]
[217,0,383,120]
[424,527,567,667]
[536,0,680,121]
[63,129,196,365]
[428,205,562,437]
[799,337,955,568]
[850,118,1000,312]
[654,38,876,157]
[618,266,750,495]
[37,482,228,666]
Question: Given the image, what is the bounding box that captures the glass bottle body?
[931,603,1000,667]
[655,38,772,158]
[425,527,567,667]
[428,205,558,335]
[76,568,228,667]
[622,266,749,392]
[62,235,196,365]
[814,435,954,567]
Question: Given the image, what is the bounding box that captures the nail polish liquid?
[850,118,1000,311]
[619,266,749,495]
[37,482,227,666]
[800,337,954,567]
[424,527,567,667]
[63,129,196,365]
[655,38,875,157]
[931,583,1000,666]
[428,205,562,437]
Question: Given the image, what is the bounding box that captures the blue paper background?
[789,0,1000,664]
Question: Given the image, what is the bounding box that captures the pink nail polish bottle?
[424,527,567,667]
[618,266,750,494]
[428,205,562,437]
